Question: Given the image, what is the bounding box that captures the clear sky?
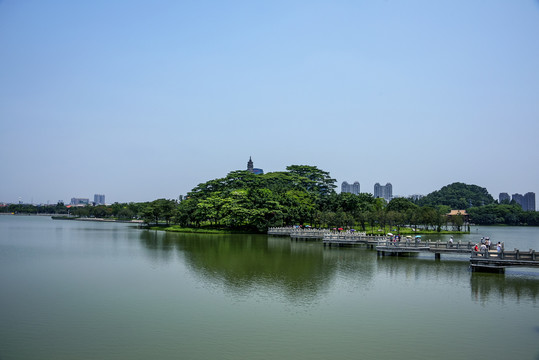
[1,0,538,204]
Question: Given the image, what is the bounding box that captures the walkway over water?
[323,233,387,247]
[376,240,476,255]
[375,241,539,273]
[268,227,539,273]
[470,248,538,272]
[267,227,367,240]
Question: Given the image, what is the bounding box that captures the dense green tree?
[141,199,177,225]
[386,197,418,213]
[285,165,337,197]
[417,182,494,209]
[117,207,135,220]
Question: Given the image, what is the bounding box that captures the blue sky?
[1,0,538,204]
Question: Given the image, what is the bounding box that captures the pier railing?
[290,229,332,239]
[267,227,367,239]
[323,233,382,241]
[375,240,474,249]
[471,248,537,261]
[267,227,295,236]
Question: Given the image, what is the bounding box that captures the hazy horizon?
[1,1,538,204]
[0,163,533,205]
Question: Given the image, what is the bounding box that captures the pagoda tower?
[247,156,254,172]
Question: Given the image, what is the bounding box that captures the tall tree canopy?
[416,182,494,209]
[177,166,335,231]
[285,165,337,197]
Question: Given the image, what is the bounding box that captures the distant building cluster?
[499,193,510,203]
[374,183,393,203]
[341,181,360,195]
[70,194,106,206]
[70,198,89,206]
[500,192,535,211]
[94,194,106,205]
[247,157,264,175]
[339,181,394,202]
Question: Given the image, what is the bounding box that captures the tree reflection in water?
[139,231,378,301]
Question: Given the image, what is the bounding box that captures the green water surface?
[0,216,538,360]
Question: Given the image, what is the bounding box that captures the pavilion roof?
[447,210,468,216]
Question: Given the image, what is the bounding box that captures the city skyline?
[6,178,536,207]
[0,158,537,206]
[1,1,538,204]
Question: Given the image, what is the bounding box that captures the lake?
[1,216,538,360]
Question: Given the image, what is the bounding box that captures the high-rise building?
[524,192,536,211]
[341,181,360,195]
[374,183,381,199]
[374,183,393,202]
[246,157,263,175]
[503,191,536,211]
[512,193,524,209]
[499,193,510,203]
[71,198,89,205]
[94,194,106,205]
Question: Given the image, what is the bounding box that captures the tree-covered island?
[2,165,538,232]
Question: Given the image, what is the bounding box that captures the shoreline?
[51,215,144,224]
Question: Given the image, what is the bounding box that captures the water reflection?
[139,230,178,264]
[138,231,539,306]
[138,232,379,301]
[375,255,472,281]
[471,272,539,304]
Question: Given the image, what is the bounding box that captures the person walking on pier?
[449,237,454,247]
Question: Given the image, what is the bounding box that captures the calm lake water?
[1,216,538,360]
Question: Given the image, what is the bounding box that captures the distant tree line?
[2,168,538,230]
[0,202,146,220]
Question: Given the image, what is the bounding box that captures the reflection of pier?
[471,272,539,301]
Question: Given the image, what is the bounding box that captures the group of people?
[472,236,503,252]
